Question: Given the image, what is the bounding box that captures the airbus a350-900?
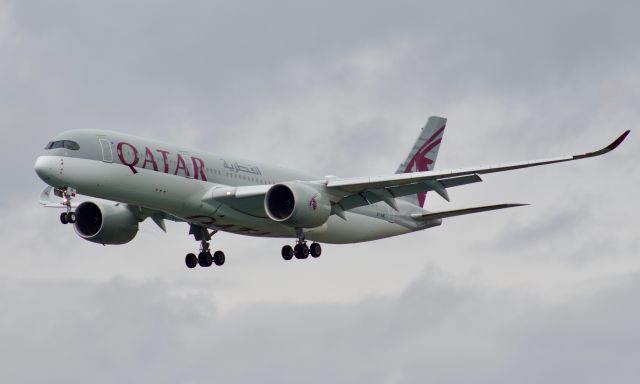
[34,116,630,268]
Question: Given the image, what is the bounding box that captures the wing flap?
[334,174,483,211]
[438,174,483,188]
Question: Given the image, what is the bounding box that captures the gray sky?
[1,0,639,383]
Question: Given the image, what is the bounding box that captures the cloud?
[1,1,639,382]
[1,270,639,384]
[2,0,638,299]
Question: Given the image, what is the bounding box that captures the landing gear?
[213,251,225,266]
[198,251,213,267]
[281,245,294,260]
[310,242,322,258]
[58,187,77,225]
[185,225,225,269]
[281,230,322,261]
[59,211,76,224]
[294,243,309,259]
[185,253,198,268]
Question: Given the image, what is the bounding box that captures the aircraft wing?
[327,130,630,194]
[205,130,629,216]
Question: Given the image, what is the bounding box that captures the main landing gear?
[186,225,226,269]
[58,187,77,224]
[281,231,322,261]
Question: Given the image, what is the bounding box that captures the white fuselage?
[34,129,428,244]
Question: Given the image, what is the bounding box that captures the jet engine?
[264,182,331,228]
[73,201,139,245]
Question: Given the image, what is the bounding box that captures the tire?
[281,245,294,260]
[198,251,213,267]
[67,212,77,224]
[213,251,225,266]
[185,253,198,268]
[310,243,322,258]
[295,244,309,259]
[60,212,69,224]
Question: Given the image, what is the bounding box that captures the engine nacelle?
[73,201,139,245]
[264,182,331,228]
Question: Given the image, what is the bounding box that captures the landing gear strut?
[185,225,226,269]
[281,230,321,261]
[58,187,77,224]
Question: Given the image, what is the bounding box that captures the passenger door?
[97,136,113,162]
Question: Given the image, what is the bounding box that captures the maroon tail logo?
[309,194,319,210]
[403,125,445,207]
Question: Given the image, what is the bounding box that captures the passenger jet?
[34,117,630,268]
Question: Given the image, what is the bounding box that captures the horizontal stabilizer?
[411,203,528,221]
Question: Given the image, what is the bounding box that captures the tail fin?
[395,116,446,207]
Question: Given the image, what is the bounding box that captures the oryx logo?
[309,194,319,210]
[403,125,445,207]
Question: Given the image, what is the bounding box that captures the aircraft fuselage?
[34,129,420,244]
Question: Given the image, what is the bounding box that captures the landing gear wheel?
[185,253,198,268]
[60,212,69,224]
[294,244,309,259]
[198,251,213,267]
[310,243,322,258]
[213,251,225,266]
[282,245,294,260]
[67,212,76,224]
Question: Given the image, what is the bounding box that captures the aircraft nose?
[34,156,56,182]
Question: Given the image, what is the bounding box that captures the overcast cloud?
[0,0,638,383]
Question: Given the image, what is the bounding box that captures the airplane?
[34,116,630,269]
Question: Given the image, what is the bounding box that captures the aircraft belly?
[307,213,412,244]
[199,204,296,238]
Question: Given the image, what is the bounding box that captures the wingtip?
[606,130,630,151]
[575,130,630,159]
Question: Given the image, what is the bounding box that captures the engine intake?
[265,182,331,228]
[74,201,139,245]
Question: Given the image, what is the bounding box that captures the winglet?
[607,130,630,151]
[575,130,630,159]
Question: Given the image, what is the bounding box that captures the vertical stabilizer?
[395,116,446,207]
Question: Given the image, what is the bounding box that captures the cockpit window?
[64,140,80,150]
[44,140,80,150]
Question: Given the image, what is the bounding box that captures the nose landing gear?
[59,211,76,224]
[58,187,77,224]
